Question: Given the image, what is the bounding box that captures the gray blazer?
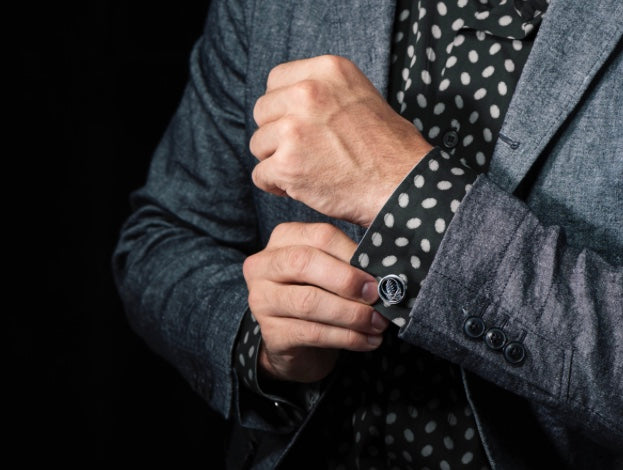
[113,0,623,468]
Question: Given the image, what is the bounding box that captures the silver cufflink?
[378,274,407,305]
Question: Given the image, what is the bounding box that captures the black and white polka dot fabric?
[354,147,477,325]
[235,311,263,390]
[352,0,547,324]
[234,310,320,421]
[388,0,547,172]
[313,332,490,469]
[234,0,549,467]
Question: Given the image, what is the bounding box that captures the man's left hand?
[250,55,433,227]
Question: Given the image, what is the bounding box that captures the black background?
[16,1,228,465]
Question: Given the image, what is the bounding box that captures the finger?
[251,159,286,196]
[271,284,388,334]
[267,222,358,263]
[254,79,327,127]
[249,120,280,161]
[253,88,290,127]
[266,55,357,91]
[262,244,377,303]
[266,56,326,92]
[262,316,384,352]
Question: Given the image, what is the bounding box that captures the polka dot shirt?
[234,0,548,468]
[355,0,548,326]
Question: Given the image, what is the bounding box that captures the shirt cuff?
[233,309,323,423]
[350,147,478,327]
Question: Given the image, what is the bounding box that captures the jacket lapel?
[489,0,623,192]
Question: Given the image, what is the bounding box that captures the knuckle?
[320,54,342,70]
[336,268,361,298]
[251,163,263,188]
[285,185,301,201]
[348,303,373,330]
[252,97,264,125]
[269,222,303,246]
[246,289,260,310]
[270,222,290,242]
[279,115,301,142]
[344,329,363,349]
[288,323,305,347]
[294,287,318,317]
[342,307,359,329]
[320,54,351,77]
[293,80,321,107]
[283,245,314,276]
[310,223,338,248]
[257,316,291,354]
[259,319,279,348]
[242,255,258,280]
[248,130,260,156]
[247,290,266,319]
[266,65,283,90]
[259,317,274,338]
[306,322,325,346]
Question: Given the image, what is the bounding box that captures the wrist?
[363,141,434,227]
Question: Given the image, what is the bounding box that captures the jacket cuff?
[398,174,561,401]
[350,147,478,327]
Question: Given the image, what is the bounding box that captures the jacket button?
[503,342,526,365]
[442,130,459,149]
[484,328,506,350]
[463,316,486,339]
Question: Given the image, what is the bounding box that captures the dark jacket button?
[484,328,507,350]
[504,342,526,364]
[463,316,486,339]
[442,130,459,149]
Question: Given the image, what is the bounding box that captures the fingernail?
[362,281,378,303]
[367,335,383,347]
[371,311,388,332]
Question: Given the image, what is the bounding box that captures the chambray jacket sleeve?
[352,142,622,452]
[370,170,623,449]
[112,0,255,422]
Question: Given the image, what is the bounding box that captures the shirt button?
[484,328,507,350]
[463,316,486,339]
[503,342,526,365]
[442,130,459,149]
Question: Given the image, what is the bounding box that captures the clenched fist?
[243,222,389,383]
[250,55,432,227]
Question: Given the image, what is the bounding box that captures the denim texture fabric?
[113,0,623,468]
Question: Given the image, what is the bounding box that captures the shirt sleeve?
[233,309,324,427]
[350,147,478,327]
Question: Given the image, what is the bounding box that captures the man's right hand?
[242,222,389,383]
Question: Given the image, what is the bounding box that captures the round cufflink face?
[378,274,407,305]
